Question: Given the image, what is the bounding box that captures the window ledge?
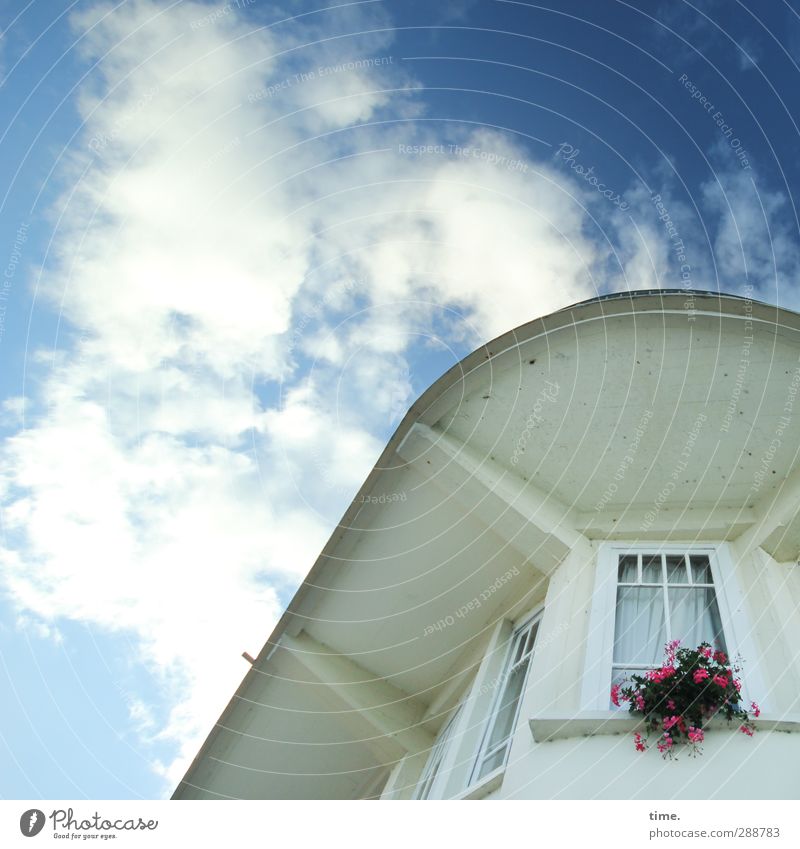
[451,766,504,800]
[529,712,800,743]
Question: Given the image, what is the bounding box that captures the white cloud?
[701,153,800,302]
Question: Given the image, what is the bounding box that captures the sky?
[1,0,800,800]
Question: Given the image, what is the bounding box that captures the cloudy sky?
[1,0,799,799]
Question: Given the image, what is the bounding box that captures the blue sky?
[1,0,799,799]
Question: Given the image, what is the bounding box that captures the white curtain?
[614,585,727,666]
[669,587,727,653]
[613,587,665,665]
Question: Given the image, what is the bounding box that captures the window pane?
[415,706,461,799]
[641,554,662,583]
[524,620,540,657]
[690,555,712,583]
[512,630,526,664]
[484,660,528,755]
[477,746,507,781]
[668,587,727,653]
[613,586,665,664]
[618,555,638,583]
[666,554,688,584]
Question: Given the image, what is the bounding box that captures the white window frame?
[581,542,766,711]
[413,703,463,800]
[468,607,543,786]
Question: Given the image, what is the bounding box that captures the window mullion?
[661,553,672,642]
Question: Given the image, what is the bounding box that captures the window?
[470,611,541,784]
[414,704,462,800]
[612,550,727,691]
[583,543,764,711]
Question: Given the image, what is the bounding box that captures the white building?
[174,290,800,800]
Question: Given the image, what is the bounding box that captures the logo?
[19,809,46,837]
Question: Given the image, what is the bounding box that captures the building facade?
[174,291,800,800]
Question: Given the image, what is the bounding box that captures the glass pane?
[415,706,461,799]
[484,660,528,754]
[512,630,526,664]
[641,554,663,583]
[523,620,540,657]
[668,587,727,653]
[477,746,507,781]
[690,555,712,583]
[618,555,638,583]
[666,554,688,584]
[613,586,665,664]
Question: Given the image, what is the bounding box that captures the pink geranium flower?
[656,733,674,754]
[712,674,729,688]
[739,724,754,736]
[750,701,761,718]
[634,732,646,752]
[693,668,710,683]
[699,646,712,658]
[611,684,621,707]
[663,715,681,731]
[713,650,728,664]
[687,727,704,743]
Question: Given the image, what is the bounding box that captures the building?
[173,290,800,800]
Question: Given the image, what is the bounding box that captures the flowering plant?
[611,640,760,758]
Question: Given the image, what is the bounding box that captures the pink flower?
[633,732,646,752]
[663,715,681,731]
[666,640,681,663]
[656,733,674,754]
[635,694,645,711]
[699,646,712,658]
[734,678,742,692]
[693,668,710,683]
[739,724,754,736]
[713,650,728,664]
[750,701,761,718]
[646,665,677,684]
[688,726,704,743]
[712,674,729,688]
[667,699,676,710]
[610,684,621,707]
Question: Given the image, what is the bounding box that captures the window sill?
[451,766,504,800]
[529,712,800,743]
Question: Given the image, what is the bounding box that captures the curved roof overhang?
[174,290,800,799]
